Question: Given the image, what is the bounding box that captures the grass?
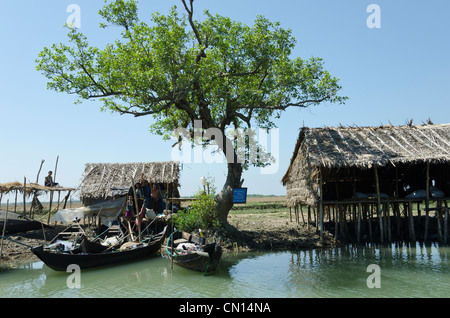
[231,197,288,215]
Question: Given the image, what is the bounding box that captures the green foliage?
[174,190,219,233]
[36,0,347,169]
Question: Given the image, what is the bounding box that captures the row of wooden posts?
[0,156,74,225]
[290,198,449,245]
[0,177,73,224]
[289,163,449,245]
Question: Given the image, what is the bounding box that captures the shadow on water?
[1,242,449,297]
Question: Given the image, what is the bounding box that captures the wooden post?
[36,159,45,183]
[357,202,362,244]
[386,202,391,243]
[444,201,448,245]
[53,155,59,186]
[289,207,292,222]
[408,200,416,242]
[436,200,443,243]
[47,190,54,225]
[23,177,27,217]
[131,177,141,242]
[1,200,9,259]
[319,168,324,242]
[334,203,338,239]
[374,166,384,243]
[307,206,311,229]
[424,163,430,242]
[444,202,448,245]
[300,204,305,225]
[368,204,373,242]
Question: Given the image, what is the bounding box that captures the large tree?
[36,0,346,223]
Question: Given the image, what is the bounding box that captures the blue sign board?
[233,188,248,204]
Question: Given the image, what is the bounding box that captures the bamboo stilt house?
[282,123,450,243]
[79,161,181,206]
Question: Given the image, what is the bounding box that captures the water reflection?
[1,243,449,298]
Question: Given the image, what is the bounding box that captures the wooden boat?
[165,231,222,274]
[31,226,167,271]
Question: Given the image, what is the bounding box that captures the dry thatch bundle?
[282,123,450,207]
[80,161,180,202]
[0,181,74,196]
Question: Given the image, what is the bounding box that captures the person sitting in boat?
[44,171,59,187]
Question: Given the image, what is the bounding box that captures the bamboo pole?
[0,200,9,259]
[300,204,305,225]
[334,204,338,239]
[47,190,54,225]
[131,177,141,242]
[408,200,416,242]
[436,200,443,243]
[424,163,430,242]
[374,166,384,243]
[23,177,27,217]
[53,155,59,187]
[357,202,362,244]
[36,159,45,183]
[443,201,448,245]
[319,180,324,241]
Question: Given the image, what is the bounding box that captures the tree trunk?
[215,133,244,223]
[216,162,243,223]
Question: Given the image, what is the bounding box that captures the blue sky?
[1,0,449,202]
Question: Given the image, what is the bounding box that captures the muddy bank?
[222,212,337,252]
[0,225,67,268]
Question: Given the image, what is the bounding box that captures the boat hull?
[170,243,222,273]
[166,231,222,274]
[31,231,166,271]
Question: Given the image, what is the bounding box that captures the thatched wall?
[80,161,180,203]
[282,124,450,207]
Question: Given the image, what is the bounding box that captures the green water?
[1,242,449,298]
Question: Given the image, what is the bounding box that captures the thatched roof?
[282,123,450,207]
[80,161,180,201]
[0,182,75,196]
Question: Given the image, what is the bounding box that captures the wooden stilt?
[1,200,10,259]
[368,204,373,242]
[23,177,27,217]
[436,200,443,243]
[307,206,311,229]
[386,202,392,243]
[319,168,324,242]
[300,204,305,225]
[374,166,384,243]
[444,201,448,245]
[408,200,416,242]
[424,163,430,242]
[334,204,338,239]
[357,202,362,244]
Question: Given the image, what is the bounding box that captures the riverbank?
[0,197,336,268]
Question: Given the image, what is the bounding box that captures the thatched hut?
[80,161,180,206]
[282,123,450,243]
